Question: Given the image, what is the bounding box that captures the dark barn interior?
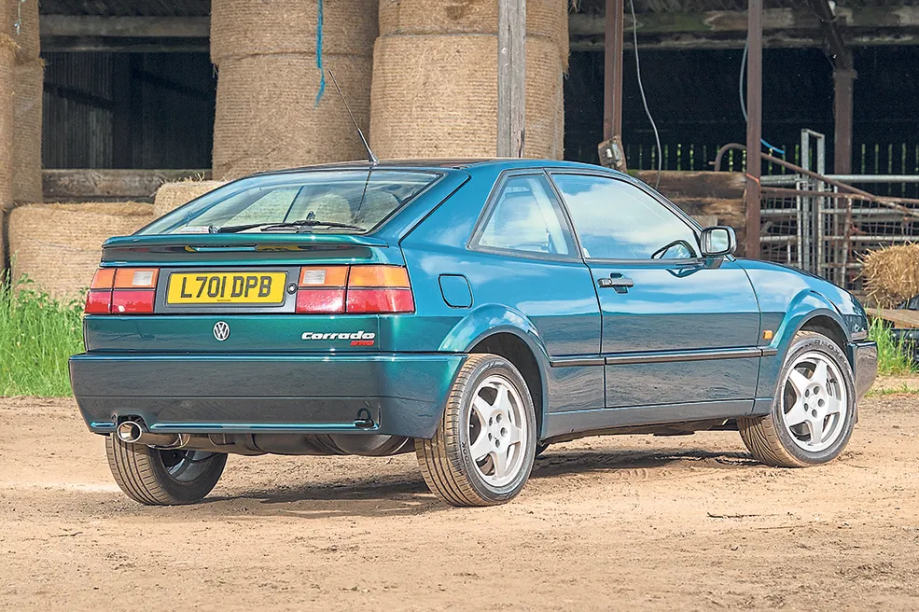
[36,0,919,187]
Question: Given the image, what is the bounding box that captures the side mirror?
[700,226,736,257]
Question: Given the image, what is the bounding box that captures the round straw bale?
[3,0,39,62]
[153,180,227,218]
[8,203,154,298]
[379,0,569,67]
[12,59,42,204]
[213,54,372,180]
[370,34,563,159]
[0,37,15,211]
[862,244,919,308]
[210,0,378,64]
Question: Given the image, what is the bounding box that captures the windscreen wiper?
[214,219,364,234]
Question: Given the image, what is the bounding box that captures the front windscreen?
[139,170,442,235]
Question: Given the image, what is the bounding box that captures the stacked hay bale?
[6,0,41,204]
[211,0,379,180]
[862,244,919,308]
[371,0,568,159]
[8,203,154,298]
[153,180,227,218]
[1,0,42,271]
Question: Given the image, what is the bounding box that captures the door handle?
[598,275,634,291]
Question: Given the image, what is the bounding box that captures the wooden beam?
[834,68,856,174]
[569,6,919,51]
[497,0,526,157]
[866,308,919,329]
[603,0,624,142]
[42,169,211,202]
[40,37,209,53]
[745,0,763,260]
[40,16,210,38]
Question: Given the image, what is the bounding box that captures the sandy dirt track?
[0,394,917,611]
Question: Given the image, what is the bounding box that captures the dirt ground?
[1,390,917,612]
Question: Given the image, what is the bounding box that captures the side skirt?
[543,399,753,441]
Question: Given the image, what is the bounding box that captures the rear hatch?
[81,166,464,354]
[84,232,411,354]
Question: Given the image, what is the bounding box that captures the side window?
[552,174,699,260]
[476,175,575,257]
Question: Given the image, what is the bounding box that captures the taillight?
[85,268,158,315]
[295,265,415,315]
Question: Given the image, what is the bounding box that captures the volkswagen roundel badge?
[213,321,230,342]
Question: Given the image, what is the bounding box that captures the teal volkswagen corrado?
[70,159,878,507]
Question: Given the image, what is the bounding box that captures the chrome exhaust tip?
[116,421,143,443]
[115,420,182,447]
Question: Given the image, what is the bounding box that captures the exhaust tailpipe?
[116,420,181,447]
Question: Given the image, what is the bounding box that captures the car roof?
[248,158,615,176]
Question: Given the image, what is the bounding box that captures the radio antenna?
[327,69,378,166]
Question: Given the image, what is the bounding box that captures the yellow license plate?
[167,272,287,305]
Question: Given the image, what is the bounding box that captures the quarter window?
[476,175,574,257]
[552,174,699,260]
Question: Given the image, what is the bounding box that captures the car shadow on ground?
[187,447,757,520]
[531,447,757,480]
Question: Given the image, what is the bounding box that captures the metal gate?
[717,132,919,292]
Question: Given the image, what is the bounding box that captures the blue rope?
[315,0,325,106]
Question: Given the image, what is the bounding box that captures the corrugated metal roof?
[39,0,210,17]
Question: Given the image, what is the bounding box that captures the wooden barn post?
[497,0,526,157]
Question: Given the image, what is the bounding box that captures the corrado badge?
[301,330,376,347]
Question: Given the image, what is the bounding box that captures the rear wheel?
[739,330,856,467]
[416,354,537,506]
[106,435,227,505]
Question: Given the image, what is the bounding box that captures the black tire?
[739,330,856,468]
[415,353,538,507]
[106,435,227,505]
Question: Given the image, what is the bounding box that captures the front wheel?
[739,330,856,467]
[416,354,537,506]
[106,435,227,505]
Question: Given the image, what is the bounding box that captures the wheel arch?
[756,290,852,402]
[439,305,551,438]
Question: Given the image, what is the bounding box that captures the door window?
[475,175,575,257]
[552,174,699,261]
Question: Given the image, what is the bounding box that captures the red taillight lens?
[85,267,158,315]
[296,289,345,314]
[111,290,156,314]
[85,290,112,314]
[346,288,415,313]
[295,265,415,314]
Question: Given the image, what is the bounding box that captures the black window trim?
[466,169,582,263]
[545,169,711,266]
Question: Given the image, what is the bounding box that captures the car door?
[550,171,761,424]
[467,171,605,415]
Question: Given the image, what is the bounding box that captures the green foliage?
[868,316,917,377]
[0,276,84,397]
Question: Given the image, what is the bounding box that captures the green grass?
[0,276,85,397]
[868,316,917,377]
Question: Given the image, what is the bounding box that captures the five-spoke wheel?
[740,330,857,467]
[416,353,537,506]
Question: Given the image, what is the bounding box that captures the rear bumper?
[849,340,878,401]
[70,352,466,439]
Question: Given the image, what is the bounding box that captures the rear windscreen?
[140,170,442,235]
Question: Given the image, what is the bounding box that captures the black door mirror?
[700,226,736,257]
